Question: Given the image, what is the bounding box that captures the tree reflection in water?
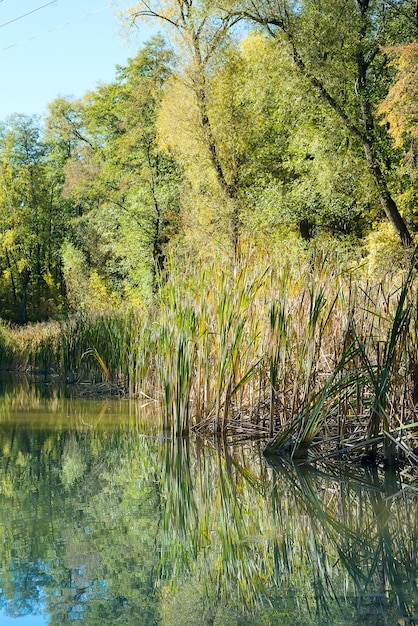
[0,379,416,625]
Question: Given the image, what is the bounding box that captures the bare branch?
[128,0,181,30]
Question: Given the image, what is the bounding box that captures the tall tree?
[0,115,66,322]
[376,42,418,228]
[49,37,182,301]
[224,0,417,247]
[230,32,371,243]
[124,1,243,258]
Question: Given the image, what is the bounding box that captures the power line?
[0,5,109,53]
[0,1,58,29]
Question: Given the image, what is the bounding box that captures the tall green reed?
[3,246,418,460]
[354,261,415,464]
[265,253,417,461]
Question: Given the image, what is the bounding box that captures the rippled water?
[0,376,416,625]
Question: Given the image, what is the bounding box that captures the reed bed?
[1,248,418,464]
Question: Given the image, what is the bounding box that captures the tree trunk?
[21,269,30,325]
[5,250,17,303]
[299,218,314,241]
[362,140,413,247]
[192,37,241,258]
[293,43,414,249]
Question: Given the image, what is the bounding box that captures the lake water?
[0,377,416,625]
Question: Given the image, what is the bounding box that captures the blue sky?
[0,613,48,625]
[0,0,155,121]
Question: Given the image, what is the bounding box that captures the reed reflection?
[0,380,416,624]
[161,438,418,625]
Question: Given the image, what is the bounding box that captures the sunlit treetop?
[377,42,418,148]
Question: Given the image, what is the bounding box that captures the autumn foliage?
[377,43,418,148]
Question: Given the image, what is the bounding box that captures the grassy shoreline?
[1,250,417,466]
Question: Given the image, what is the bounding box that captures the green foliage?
[60,241,92,311]
[0,115,68,322]
[1,10,418,321]
[221,0,417,245]
[59,36,182,301]
[0,37,183,323]
[377,43,418,148]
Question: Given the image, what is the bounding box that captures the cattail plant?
[2,245,418,463]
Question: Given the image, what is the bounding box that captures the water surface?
[0,377,416,625]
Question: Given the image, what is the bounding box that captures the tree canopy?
[0,2,417,322]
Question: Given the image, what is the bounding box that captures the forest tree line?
[1,0,418,323]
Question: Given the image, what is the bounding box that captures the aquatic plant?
[1,246,418,461]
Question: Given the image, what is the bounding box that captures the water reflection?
[0,378,416,624]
